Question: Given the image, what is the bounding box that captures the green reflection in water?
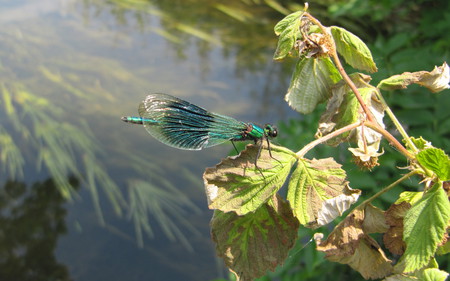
[0,125,24,179]
[1,83,125,215]
[128,179,201,250]
[0,177,77,281]
[80,0,287,69]
[0,5,201,250]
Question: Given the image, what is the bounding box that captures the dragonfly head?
[264,124,278,138]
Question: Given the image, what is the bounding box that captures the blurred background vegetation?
[0,0,448,280]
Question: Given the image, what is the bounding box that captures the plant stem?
[363,121,414,159]
[297,122,361,157]
[374,91,418,153]
[304,13,375,124]
[303,13,415,160]
[360,170,418,206]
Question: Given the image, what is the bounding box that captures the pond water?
[0,0,298,280]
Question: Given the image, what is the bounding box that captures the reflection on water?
[0,0,304,280]
[0,177,77,281]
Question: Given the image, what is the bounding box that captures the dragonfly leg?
[266,137,282,166]
[231,140,239,155]
[254,141,267,179]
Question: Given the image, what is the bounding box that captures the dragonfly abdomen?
[121,116,156,125]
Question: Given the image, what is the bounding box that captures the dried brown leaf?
[316,207,393,279]
[383,201,410,256]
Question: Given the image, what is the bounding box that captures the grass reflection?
[0,80,200,249]
[0,126,24,179]
[128,179,201,251]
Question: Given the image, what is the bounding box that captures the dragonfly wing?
[138,93,247,150]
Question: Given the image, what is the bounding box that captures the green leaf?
[377,62,450,93]
[287,157,360,227]
[419,268,449,281]
[204,144,297,215]
[273,11,303,60]
[436,239,450,255]
[285,57,341,114]
[330,26,377,73]
[402,183,450,272]
[416,148,450,181]
[211,195,299,281]
[377,72,418,91]
[396,191,424,206]
[408,136,431,150]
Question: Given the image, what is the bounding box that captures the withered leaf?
[363,203,389,234]
[316,207,393,279]
[316,73,385,147]
[383,201,411,256]
[211,195,299,281]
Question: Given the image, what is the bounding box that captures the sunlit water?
[0,0,295,280]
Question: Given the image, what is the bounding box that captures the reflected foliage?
[0,83,125,220]
[0,6,201,249]
[128,179,201,251]
[78,0,303,116]
[0,178,76,281]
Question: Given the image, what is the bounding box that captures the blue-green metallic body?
[121,93,276,150]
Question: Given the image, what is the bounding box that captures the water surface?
[0,1,295,280]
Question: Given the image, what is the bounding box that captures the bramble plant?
[202,4,450,281]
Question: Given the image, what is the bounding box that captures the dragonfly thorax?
[264,124,278,138]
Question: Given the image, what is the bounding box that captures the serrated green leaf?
[204,144,297,215]
[417,148,450,181]
[274,11,303,35]
[408,136,431,150]
[419,268,449,281]
[273,11,303,60]
[287,157,360,227]
[211,195,299,281]
[396,191,424,205]
[403,183,450,273]
[285,57,341,114]
[436,239,450,255]
[330,26,377,73]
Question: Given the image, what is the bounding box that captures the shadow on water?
[0,177,77,281]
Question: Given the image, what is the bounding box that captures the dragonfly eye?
[265,124,278,138]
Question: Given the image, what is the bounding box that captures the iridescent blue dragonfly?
[121,93,277,164]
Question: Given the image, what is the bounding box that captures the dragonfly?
[121,93,278,166]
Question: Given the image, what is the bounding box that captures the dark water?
[0,0,297,280]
